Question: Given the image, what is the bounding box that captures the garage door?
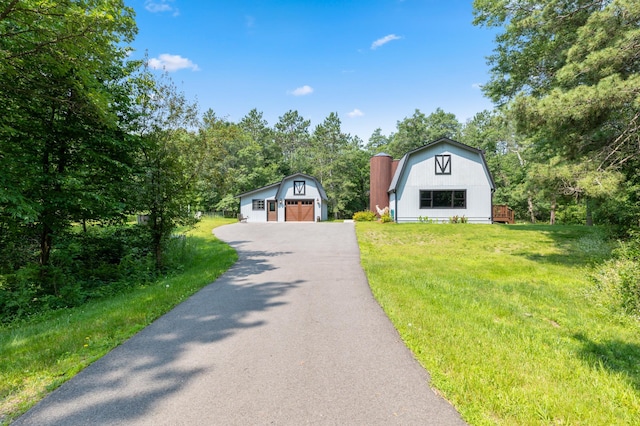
[285,200,314,221]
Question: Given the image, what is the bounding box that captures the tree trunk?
[39,222,58,295]
[150,210,164,270]
[40,114,54,269]
[39,223,53,267]
[585,198,593,226]
[154,236,163,270]
[550,196,556,225]
[527,195,536,224]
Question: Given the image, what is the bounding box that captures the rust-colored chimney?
[369,153,393,215]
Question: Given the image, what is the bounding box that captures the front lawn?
[356,223,640,425]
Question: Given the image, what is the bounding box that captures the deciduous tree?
[131,68,201,269]
[0,0,138,277]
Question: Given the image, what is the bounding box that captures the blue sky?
[128,0,498,142]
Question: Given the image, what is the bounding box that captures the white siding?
[239,187,277,223]
[395,143,493,223]
[278,177,326,221]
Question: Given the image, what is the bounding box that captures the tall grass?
[0,217,237,424]
[357,223,640,425]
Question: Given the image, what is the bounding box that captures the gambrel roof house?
[237,173,328,222]
[370,138,496,223]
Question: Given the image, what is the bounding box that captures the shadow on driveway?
[16,222,466,425]
[14,247,303,425]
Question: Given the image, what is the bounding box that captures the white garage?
[237,173,328,223]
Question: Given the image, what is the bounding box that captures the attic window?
[293,180,306,195]
[435,155,451,175]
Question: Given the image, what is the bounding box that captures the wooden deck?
[493,205,515,224]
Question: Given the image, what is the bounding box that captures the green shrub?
[380,212,393,223]
[592,234,640,317]
[353,210,377,222]
[0,267,39,321]
[0,223,39,273]
[0,224,163,323]
[557,204,586,225]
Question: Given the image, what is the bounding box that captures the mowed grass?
[0,217,237,424]
[356,223,640,425]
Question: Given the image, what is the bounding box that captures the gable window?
[435,154,451,175]
[252,199,265,210]
[293,180,306,195]
[419,190,466,208]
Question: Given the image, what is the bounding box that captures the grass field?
[0,217,237,424]
[356,222,640,425]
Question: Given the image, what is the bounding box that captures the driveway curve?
[15,222,465,425]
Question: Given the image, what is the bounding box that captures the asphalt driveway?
[14,222,465,425]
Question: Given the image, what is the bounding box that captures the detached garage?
[237,173,328,223]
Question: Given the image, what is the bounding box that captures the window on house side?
[435,155,451,175]
[453,190,466,208]
[293,180,306,195]
[419,191,432,209]
[252,199,265,210]
[419,190,466,208]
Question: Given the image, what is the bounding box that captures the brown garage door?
[285,200,314,221]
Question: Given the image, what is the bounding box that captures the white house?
[237,173,328,222]
[370,138,496,223]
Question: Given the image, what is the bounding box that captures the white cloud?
[347,109,364,118]
[148,54,200,72]
[371,34,402,50]
[289,85,314,96]
[245,15,255,28]
[471,83,482,89]
[145,0,179,16]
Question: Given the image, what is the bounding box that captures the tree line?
[1,0,639,320]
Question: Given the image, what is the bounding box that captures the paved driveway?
[15,222,465,425]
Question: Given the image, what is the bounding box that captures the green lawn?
[356,222,640,425]
[0,217,237,424]
[4,220,639,425]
